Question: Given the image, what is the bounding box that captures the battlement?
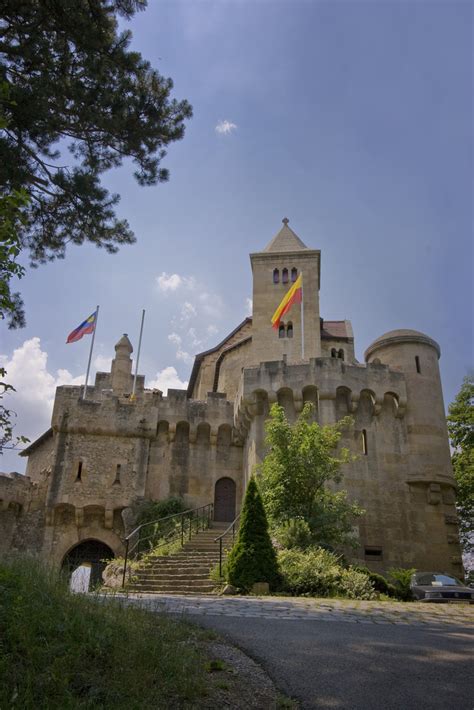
[0,471,33,514]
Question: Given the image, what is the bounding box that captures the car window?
[415,574,462,586]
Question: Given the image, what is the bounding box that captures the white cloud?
[245,297,253,316]
[155,272,195,293]
[215,120,237,135]
[94,354,112,371]
[1,338,83,467]
[187,327,202,348]
[207,324,218,336]
[147,366,188,393]
[168,332,182,347]
[180,301,197,321]
[176,348,194,365]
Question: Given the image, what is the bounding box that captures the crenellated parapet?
[0,471,33,515]
[234,357,407,436]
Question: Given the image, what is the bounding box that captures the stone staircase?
[128,523,235,595]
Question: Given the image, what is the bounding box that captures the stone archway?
[214,477,236,522]
[62,539,114,591]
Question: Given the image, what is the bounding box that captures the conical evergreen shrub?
[226,477,280,592]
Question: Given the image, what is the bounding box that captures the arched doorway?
[214,477,236,522]
[62,539,114,591]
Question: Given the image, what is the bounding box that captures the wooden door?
[214,477,236,522]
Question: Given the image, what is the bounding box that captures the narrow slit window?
[287,323,293,338]
[279,324,285,339]
[362,429,368,455]
[415,356,421,374]
[282,268,289,284]
[76,461,83,482]
[364,547,382,560]
[273,268,280,284]
[291,267,298,282]
[113,464,121,485]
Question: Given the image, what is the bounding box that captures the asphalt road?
[193,615,473,709]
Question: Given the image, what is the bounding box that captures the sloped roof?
[320,320,352,340]
[263,218,308,253]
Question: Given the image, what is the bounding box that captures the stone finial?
[282,217,289,225]
[115,334,133,355]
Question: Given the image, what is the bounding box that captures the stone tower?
[249,218,321,365]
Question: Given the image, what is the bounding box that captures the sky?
[1,0,472,473]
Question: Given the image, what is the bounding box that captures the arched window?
[338,349,344,360]
[279,324,285,338]
[291,267,298,282]
[287,322,293,338]
[362,429,368,455]
[273,268,279,284]
[331,348,337,358]
[282,268,289,284]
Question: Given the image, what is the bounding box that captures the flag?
[271,274,302,329]
[66,310,97,344]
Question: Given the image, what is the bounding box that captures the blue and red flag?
[66,310,97,344]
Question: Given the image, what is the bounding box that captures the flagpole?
[132,309,145,399]
[300,276,305,360]
[83,305,99,400]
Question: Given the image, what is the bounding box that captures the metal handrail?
[122,502,213,587]
[214,513,241,578]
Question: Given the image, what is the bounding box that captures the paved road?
[119,595,474,709]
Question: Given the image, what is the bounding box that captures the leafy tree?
[259,403,363,549]
[226,477,280,592]
[447,375,474,556]
[0,0,192,271]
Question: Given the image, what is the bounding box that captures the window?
[331,348,337,358]
[338,349,344,360]
[282,268,289,284]
[279,324,285,338]
[415,356,421,374]
[361,429,368,455]
[364,547,382,560]
[113,464,121,485]
[75,461,83,482]
[273,268,279,284]
[291,267,298,282]
[286,322,293,338]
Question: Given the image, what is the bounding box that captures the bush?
[274,519,313,550]
[136,498,187,553]
[388,567,416,601]
[226,477,280,592]
[353,566,397,598]
[339,569,376,600]
[278,547,342,597]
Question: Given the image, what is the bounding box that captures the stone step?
[131,582,216,592]
[136,575,212,583]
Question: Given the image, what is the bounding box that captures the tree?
[259,403,363,549]
[0,0,192,273]
[226,477,280,592]
[447,375,474,557]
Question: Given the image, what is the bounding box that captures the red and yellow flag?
[271,274,302,329]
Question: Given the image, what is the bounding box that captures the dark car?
[410,572,474,603]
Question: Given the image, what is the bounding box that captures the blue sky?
[1,0,472,473]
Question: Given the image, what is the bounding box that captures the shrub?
[353,566,397,598]
[274,519,313,550]
[278,547,342,597]
[136,498,187,552]
[226,477,280,592]
[339,568,376,600]
[388,567,416,601]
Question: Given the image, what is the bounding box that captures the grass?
[0,557,210,709]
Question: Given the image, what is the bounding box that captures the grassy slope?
[0,558,208,709]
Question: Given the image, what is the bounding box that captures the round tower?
[364,329,453,486]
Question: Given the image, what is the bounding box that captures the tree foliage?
[447,375,474,556]
[0,0,192,268]
[259,403,363,549]
[226,477,280,592]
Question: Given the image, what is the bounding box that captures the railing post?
[181,514,184,547]
[219,538,223,579]
[189,512,192,540]
[122,538,129,588]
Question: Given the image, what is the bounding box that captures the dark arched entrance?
[214,477,236,522]
[62,539,114,590]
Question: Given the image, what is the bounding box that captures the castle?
[0,219,463,577]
